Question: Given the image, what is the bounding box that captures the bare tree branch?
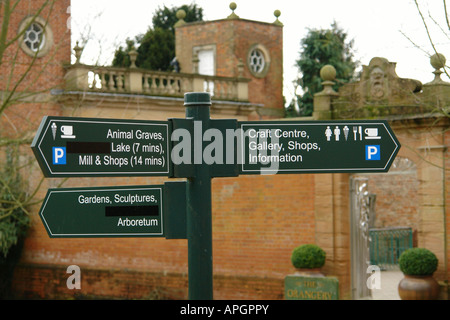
[413,0,450,79]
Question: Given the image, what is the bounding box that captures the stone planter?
[398,274,440,300]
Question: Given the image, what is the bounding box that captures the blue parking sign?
[366,145,380,160]
[53,147,66,164]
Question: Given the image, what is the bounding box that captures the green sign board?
[284,275,339,300]
[38,182,188,239]
[31,116,170,177]
[239,120,400,174]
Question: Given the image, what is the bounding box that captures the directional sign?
[39,185,164,237]
[238,120,400,174]
[39,183,187,238]
[31,116,170,177]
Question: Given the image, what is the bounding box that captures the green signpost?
[239,120,400,174]
[40,185,164,238]
[31,117,170,177]
[39,182,186,239]
[32,92,401,300]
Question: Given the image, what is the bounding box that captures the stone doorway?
[350,157,418,299]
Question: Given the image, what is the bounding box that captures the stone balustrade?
[64,63,249,101]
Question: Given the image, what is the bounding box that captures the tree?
[112,3,203,71]
[290,22,358,117]
[0,0,72,297]
[0,0,60,260]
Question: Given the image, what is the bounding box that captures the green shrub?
[399,248,438,276]
[0,148,30,298]
[291,244,326,269]
[0,148,30,258]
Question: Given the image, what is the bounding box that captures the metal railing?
[369,227,413,270]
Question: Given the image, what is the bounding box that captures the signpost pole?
[184,92,213,300]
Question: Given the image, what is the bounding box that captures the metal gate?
[350,177,376,299]
[369,227,413,269]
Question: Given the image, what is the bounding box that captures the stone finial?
[430,53,446,70]
[318,65,338,95]
[429,53,447,84]
[174,9,186,27]
[73,41,83,64]
[273,10,283,26]
[129,48,138,68]
[320,64,337,81]
[227,2,239,19]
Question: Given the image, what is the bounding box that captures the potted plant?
[398,248,440,300]
[290,244,326,277]
[286,244,339,300]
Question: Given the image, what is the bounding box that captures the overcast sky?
[70,0,450,105]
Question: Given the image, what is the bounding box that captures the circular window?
[247,44,270,78]
[24,23,45,52]
[19,16,53,57]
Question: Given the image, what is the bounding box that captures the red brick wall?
[12,174,316,299]
[13,263,287,300]
[363,170,419,231]
[0,0,70,135]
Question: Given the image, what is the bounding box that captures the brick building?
[1,1,449,300]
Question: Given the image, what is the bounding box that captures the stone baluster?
[91,70,98,90]
[173,76,180,93]
[151,75,158,93]
[160,75,166,93]
[142,74,149,92]
[117,72,125,91]
[107,71,115,91]
[219,80,226,99]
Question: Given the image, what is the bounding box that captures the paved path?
[370,270,403,300]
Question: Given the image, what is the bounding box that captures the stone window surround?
[192,44,216,75]
[18,15,53,58]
